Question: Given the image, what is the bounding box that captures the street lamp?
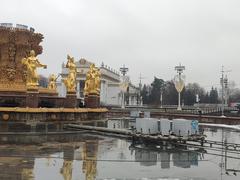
[138,73,145,106]
[160,82,165,108]
[173,63,185,111]
[224,75,228,106]
[120,65,129,109]
[120,64,129,76]
[160,90,163,108]
[220,66,230,117]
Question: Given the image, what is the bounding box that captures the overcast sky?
[1,0,240,90]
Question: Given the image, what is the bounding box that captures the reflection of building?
[159,152,170,169]
[135,148,157,166]
[130,144,200,169]
[172,151,198,168]
[58,59,139,106]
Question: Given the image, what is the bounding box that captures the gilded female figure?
[48,74,57,90]
[21,50,47,87]
[64,55,77,92]
[84,64,101,95]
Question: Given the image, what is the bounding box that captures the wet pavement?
[0,122,239,180]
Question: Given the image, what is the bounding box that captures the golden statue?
[84,64,101,96]
[82,141,98,180]
[61,160,73,180]
[21,50,47,87]
[64,55,77,92]
[48,74,57,90]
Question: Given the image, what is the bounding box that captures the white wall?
[105,84,121,106]
[100,80,108,105]
[56,81,66,97]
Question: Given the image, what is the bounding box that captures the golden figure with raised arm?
[21,50,47,87]
[64,55,77,92]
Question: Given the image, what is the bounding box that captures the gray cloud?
[1,0,240,90]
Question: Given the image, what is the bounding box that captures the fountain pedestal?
[85,94,100,108]
[26,87,39,108]
[64,91,77,108]
[84,95,88,107]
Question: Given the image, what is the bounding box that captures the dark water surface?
[0,124,239,180]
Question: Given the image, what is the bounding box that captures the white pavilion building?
[57,58,139,106]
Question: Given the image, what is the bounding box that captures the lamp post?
[220,66,224,117]
[224,75,228,106]
[196,94,201,114]
[138,73,145,106]
[160,90,163,108]
[174,63,185,111]
[120,65,129,109]
[220,66,231,117]
[160,82,165,108]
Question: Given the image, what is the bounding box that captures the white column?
[121,91,125,109]
[177,92,181,110]
[105,81,108,104]
[62,81,66,97]
[160,92,163,108]
[134,96,137,105]
[77,81,80,98]
[100,81,103,104]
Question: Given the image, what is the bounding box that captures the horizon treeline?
[141,77,240,106]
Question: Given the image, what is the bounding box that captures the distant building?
[58,58,139,106]
[127,83,140,106]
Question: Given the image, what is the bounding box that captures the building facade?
[58,58,139,106]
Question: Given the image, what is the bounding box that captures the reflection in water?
[0,155,34,180]
[61,160,73,180]
[172,151,198,168]
[82,140,98,180]
[205,127,240,177]
[135,148,158,166]
[0,126,239,179]
[132,145,201,169]
[58,140,99,180]
[160,152,170,169]
[22,168,34,180]
[61,146,75,180]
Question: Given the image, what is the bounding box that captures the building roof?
[61,58,121,83]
